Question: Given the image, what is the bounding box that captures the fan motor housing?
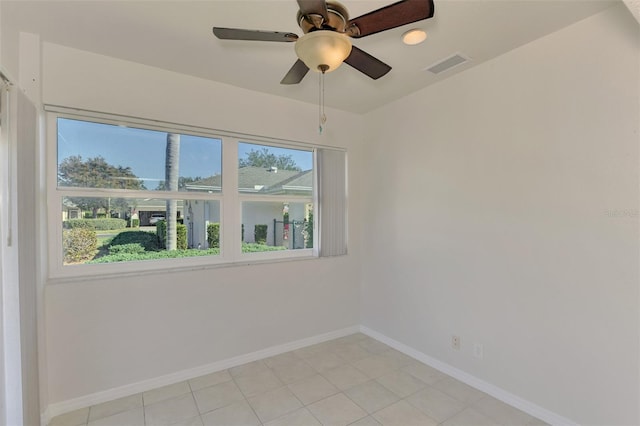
[297,1,350,34]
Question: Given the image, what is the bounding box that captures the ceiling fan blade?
[347,0,435,38]
[213,27,298,42]
[343,46,392,80]
[297,0,329,28]
[281,59,310,85]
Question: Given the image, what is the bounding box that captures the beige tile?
[229,360,269,378]
[441,407,497,426]
[264,351,303,369]
[405,387,466,423]
[473,395,537,425]
[88,407,144,426]
[348,416,382,426]
[188,370,232,392]
[264,407,321,426]
[344,380,400,414]
[372,400,438,426]
[200,400,260,426]
[88,394,143,422]
[307,393,368,426]
[322,364,370,391]
[271,359,317,384]
[49,407,90,426]
[247,386,303,423]
[401,363,446,386]
[376,370,427,398]
[193,380,245,414]
[433,377,487,404]
[334,343,374,363]
[234,369,283,397]
[287,374,339,405]
[378,349,415,368]
[305,352,347,372]
[144,393,199,426]
[143,381,191,406]
[357,339,391,354]
[352,355,397,379]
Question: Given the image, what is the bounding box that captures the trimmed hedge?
[241,243,286,253]
[254,224,268,245]
[156,220,187,250]
[88,243,286,263]
[64,218,127,231]
[207,223,220,248]
[63,227,98,263]
[109,243,146,255]
[88,248,220,263]
[129,218,140,228]
[109,230,160,251]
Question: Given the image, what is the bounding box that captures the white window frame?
[46,107,320,279]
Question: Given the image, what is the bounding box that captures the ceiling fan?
[212,0,435,85]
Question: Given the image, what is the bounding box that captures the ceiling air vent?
[425,53,470,75]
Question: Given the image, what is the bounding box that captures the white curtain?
[317,148,347,257]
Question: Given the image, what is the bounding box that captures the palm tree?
[165,133,180,250]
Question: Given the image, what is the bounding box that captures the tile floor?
[49,333,546,426]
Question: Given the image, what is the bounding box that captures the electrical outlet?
[473,343,484,359]
[451,335,460,350]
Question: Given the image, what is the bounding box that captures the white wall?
[361,5,639,425]
[42,43,364,404]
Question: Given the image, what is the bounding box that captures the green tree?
[155,176,203,191]
[165,133,180,250]
[239,148,301,171]
[58,156,145,218]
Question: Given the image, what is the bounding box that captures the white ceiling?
[4,0,617,113]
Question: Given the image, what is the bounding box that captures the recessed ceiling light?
[402,29,427,45]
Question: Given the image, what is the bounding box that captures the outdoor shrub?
[130,218,140,228]
[156,220,187,250]
[86,242,284,264]
[207,223,220,248]
[64,218,127,231]
[254,224,268,245]
[63,227,97,263]
[110,230,160,251]
[156,220,166,248]
[88,248,220,263]
[176,224,187,250]
[304,212,313,248]
[241,243,286,253]
[109,243,145,255]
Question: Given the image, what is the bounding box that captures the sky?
[57,118,313,189]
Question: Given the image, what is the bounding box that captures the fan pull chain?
[318,68,327,134]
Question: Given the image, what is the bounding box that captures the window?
[238,143,314,254]
[47,109,345,277]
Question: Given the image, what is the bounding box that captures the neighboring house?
[184,166,312,248]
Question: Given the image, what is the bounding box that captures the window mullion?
[221,137,240,260]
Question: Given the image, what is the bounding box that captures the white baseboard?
[44,325,359,423]
[41,406,51,426]
[359,326,576,426]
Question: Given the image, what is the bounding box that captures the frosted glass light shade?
[402,29,427,45]
[295,31,352,73]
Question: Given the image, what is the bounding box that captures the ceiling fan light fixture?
[295,31,352,73]
[402,29,427,45]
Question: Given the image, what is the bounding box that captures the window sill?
[47,250,319,284]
